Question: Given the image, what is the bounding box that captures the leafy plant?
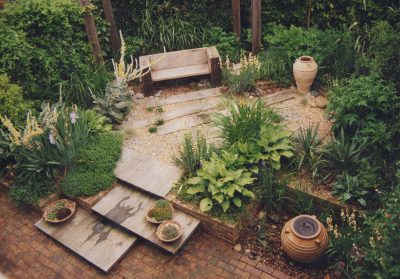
[79,109,112,135]
[148,126,157,133]
[155,119,164,126]
[60,132,122,197]
[150,200,173,221]
[214,99,281,146]
[258,47,291,86]
[204,27,241,62]
[222,52,260,94]
[320,129,365,179]
[184,151,256,212]
[9,174,55,206]
[0,129,12,177]
[172,132,215,175]
[92,81,132,124]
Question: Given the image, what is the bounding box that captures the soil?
[239,212,330,279]
[56,207,71,220]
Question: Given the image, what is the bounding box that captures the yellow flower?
[0,115,21,145]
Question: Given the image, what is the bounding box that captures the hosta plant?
[79,109,112,135]
[185,151,255,212]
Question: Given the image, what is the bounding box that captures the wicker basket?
[43,199,76,224]
[156,220,183,242]
[145,202,174,224]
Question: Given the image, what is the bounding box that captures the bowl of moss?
[156,220,183,242]
[43,199,76,224]
[145,199,174,224]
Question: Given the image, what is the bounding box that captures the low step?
[263,90,295,106]
[35,208,137,273]
[92,183,200,254]
[145,87,221,108]
[115,148,183,198]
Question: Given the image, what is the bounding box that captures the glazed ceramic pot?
[281,215,328,263]
[293,56,318,94]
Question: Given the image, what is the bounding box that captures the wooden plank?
[232,0,241,38]
[115,148,184,197]
[152,64,210,82]
[92,183,200,254]
[145,88,221,108]
[123,98,221,129]
[263,90,295,106]
[35,208,137,273]
[251,0,261,54]
[148,48,208,71]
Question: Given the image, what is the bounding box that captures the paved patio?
[0,189,292,279]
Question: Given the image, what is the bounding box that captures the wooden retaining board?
[145,88,221,108]
[92,183,200,254]
[35,208,137,273]
[263,90,295,106]
[115,148,183,198]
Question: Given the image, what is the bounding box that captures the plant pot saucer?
[43,199,76,224]
[156,220,183,242]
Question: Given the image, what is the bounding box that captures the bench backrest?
[149,48,208,71]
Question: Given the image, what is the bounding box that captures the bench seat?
[151,64,210,82]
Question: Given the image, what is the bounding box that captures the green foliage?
[0,75,34,127]
[155,119,164,126]
[124,35,145,59]
[61,133,122,197]
[215,99,281,146]
[9,175,54,206]
[79,109,112,135]
[60,68,113,108]
[320,129,365,180]
[172,132,215,175]
[1,0,95,100]
[363,183,400,278]
[151,199,173,221]
[0,129,12,177]
[258,47,291,86]
[185,151,256,212]
[327,76,400,162]
[204,27,241,62]
[148,126,157,133]
[92,81,132,124]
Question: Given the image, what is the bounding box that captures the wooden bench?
[139,47,222,95]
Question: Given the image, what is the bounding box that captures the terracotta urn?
[293,56,318,94]
[281,215,328,263]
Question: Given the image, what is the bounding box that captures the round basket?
[145,202,174,224]
[43,199,76,224]
[156,220,183,242]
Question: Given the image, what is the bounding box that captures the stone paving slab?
[145,87,221,108]
[115,148,183,197]
[263,90,295,106]
[92,183,200,254]
[35,208,137,273]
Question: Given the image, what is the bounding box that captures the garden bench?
[139,47,222,95]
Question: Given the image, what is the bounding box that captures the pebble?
[135,93,144,99]
[255,255,261,261]
[154,91,161,97]
[311,90,320,97]
[233,244,242,252]
[244,249,251,254]
[267,213,281,224]
[271,224,277,229]
[257,211,266,220]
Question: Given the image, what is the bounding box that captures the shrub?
[0,75,34,127]
[294,123,323,172]
[215,99,281,146]
[258,47,292,86]
[222,52,260,94]
[61,132,122,197]
[172,132,215,175]
[1,0,95,100]
[0,128,12,177]
[79,109,112,135]
[204,27,241,62]
[327,76,400,163]
[9,175,54,206]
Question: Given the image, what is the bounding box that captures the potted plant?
[43,199,76,223]
[145,199,174,224]
[156,220,183,242]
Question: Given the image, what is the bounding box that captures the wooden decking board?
[122,98,221,129]
[35,208,137,273]
[145,88,221,108]
[115,148,183,198]
[263,90,295,106]
[92,183,200,254]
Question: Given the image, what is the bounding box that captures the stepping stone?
[145,88,221,108]
[115,148,183,197]
[263,90,295,106]
[35,208,137,273]
[122,97,221,129]
[92,183,200,254]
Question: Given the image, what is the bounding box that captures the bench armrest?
[139,55,153,95]
[206,47,222,87]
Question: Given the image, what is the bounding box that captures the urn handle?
[314,238,321,246]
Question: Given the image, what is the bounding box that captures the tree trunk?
[80,0,103,64]
[102,0,119,55]
[232,0,241,39]
[251,0,261,54]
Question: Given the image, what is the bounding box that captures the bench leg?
[142,72,153,96]
[210,57,222,87]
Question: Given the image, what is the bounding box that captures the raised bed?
[165,193,261,244]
